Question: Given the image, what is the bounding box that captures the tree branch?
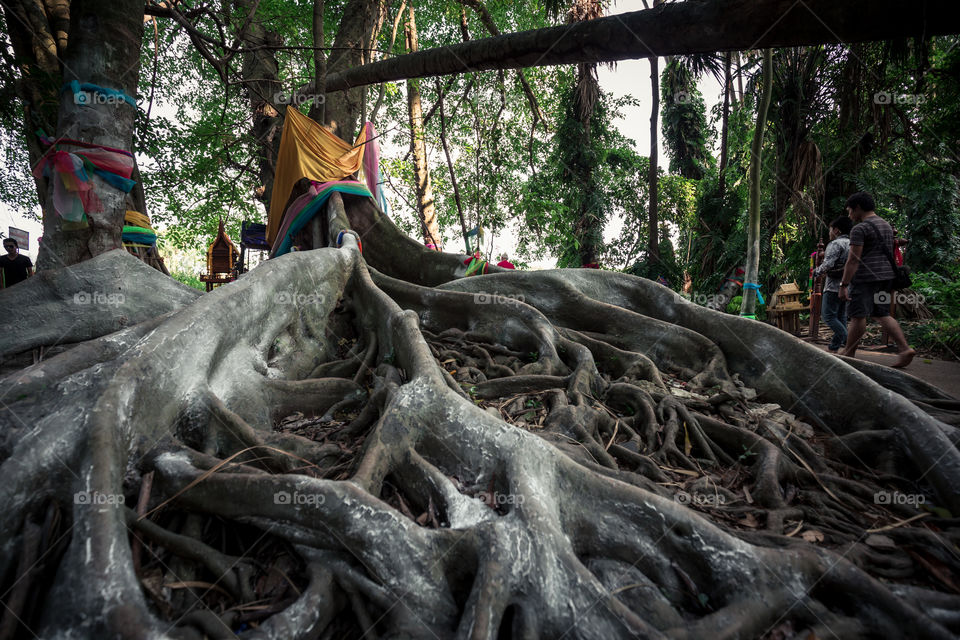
[315,0,960,93]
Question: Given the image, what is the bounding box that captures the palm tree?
[546,0,607,267]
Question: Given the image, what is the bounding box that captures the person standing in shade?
[0,238,33,289]
[496,253,515,269]
[813,216,852,352]
[838,191,915,368]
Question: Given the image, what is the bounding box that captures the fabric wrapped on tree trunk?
[267,108,384,246]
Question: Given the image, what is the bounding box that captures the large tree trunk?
[235,0,284,212]
[322,0,385,140]
[310,0,960,94]
[2,195,959,637]
[405,6,441,250]
[34,0,143,271]
[0,0,69,208]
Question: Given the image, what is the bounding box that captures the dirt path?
[806,339,960,399]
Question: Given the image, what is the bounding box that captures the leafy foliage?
[661,58,715,180]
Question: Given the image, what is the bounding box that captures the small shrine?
[768,281,806,335]
[199,220,240,292]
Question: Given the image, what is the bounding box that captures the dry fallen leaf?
[801,529,825,543]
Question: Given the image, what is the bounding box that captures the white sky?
[4,0,725,268]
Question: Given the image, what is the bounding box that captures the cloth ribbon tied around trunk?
[32,135,136,222]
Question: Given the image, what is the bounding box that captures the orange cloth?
[267,108,369,245]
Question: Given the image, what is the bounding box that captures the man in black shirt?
[837,192,915,368]
[1,238,33,289]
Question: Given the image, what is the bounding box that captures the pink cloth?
[496,260,515,270]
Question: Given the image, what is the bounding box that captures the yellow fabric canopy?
[267,108,368,245]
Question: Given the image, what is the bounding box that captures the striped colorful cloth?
[122,225,157,245]
[463,255,490,276]
[270,180,373,257]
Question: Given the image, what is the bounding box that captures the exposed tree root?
[1,233,958,638]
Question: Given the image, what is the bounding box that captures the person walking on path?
[813,216,852,352]
[838,192,915,368]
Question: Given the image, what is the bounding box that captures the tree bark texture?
[34,0,144,271]
[0,0,70,208]
[235,0,284,212]
[322,0,384,140]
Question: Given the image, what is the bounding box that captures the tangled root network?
[2,204,959,639]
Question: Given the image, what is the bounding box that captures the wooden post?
[809,239,825,338]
